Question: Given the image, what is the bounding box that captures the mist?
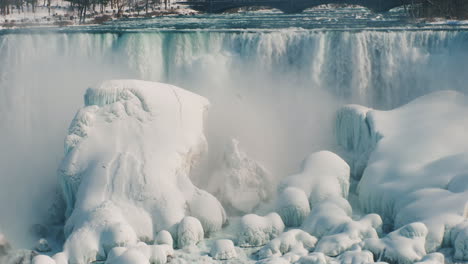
[1,29,468,248]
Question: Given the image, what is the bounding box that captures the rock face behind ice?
[337,90,468,258]
[58,80,226,264]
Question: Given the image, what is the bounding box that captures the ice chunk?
[279,151,350,210]
[210,239,237,260]
[336,247,374,264]
[58,80,226,263]
[238,213,285,247]
[148,244,173,264]
[364,222,428,264]
[177,216,204,249]
[32,255,56,264]
[111,248,150,264]
[52,252,68,264]
[450,221,468,261]
[105,247,127,264]
[257,229,317,259]
[276,187,310,227]
[209,139,273,215]
[155,230,173,247]
[295,252,327,264]
[339,91,468,252]
[314,213,382,256]
[414,253,445,264]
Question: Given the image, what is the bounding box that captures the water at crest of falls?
[1,6,468,248]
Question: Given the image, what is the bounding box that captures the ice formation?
[58,80,226,263]
[335,247,375,264]
[238,213,285,247]
[295,252,327,264]
[276,187,310,227]
[32,255,56,264]
[413,253,445,264]
[155,230,173,247]
[336,91,468,257]
[257,229,317,260]
[177,216,204,249]
[363,222,428,264]
[210,239,237,260]
[279,151,350,210]
[209,139,273,215]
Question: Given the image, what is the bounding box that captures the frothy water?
[1,7,468,247]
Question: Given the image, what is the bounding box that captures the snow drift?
[58,80,226,264]
[336,90,468,258]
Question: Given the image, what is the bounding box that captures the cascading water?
[1,14,468,248]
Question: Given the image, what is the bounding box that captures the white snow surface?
[58,80,226,264]
[209,139,273,215]
[279,151,350,210]
[337,90,468,257]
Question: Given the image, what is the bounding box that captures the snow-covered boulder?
[110,248,150,264]
[295,252,327,264]
[148,244,173,264]
[238,213,285,247]
[336,247,374,264]
[155,230,173,247]
[276,187,310,227]
[363,222,428,264]
[315,213,382,256]
[414,253,445,264]
[32,255,56,264]
[257,229,317,260]
[177,216,204,249]
[58,80,227,263]
[337,91,468,253]
[302,197,353,239]
[209,139,273,215]
[105,247,127,264]
[52,252,68,264]
[210,239,237,260]
[279,151,350,210]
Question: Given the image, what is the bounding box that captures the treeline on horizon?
[1,0,468,20]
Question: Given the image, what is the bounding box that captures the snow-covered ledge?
[58,80,226,264]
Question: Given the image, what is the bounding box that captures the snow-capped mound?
[32,255,56,264]
[209,139,273,215]
[363,222,428,264]
[336,247,375,264]
[58,80,226,264]
[337,91,468,255]
[177,216,204,249]
[296,252,327,264]
[451,221,468,261]
[279,151,350,210]
[414,253,445,264]
[276,187,310,227]
[210,239,237,260]
[257,229,317,260]
[238,213,285,247]
[155,230,173,247]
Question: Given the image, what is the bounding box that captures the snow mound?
[210,239,237,260]
[58,80,226,264]
[238,213,285,247]
[276,187,310,227]
[177,216,204,249]
[302,197,353,239]
[279,151,350,210]
[336,247,374,264]
[414,253,445,264]
[363,222,428,264]
[149,244,174,264]
[155,230,173,247]
[451,221,468,261]
[257,229,317,260]
[338,91,468,255]
[209,139,273,215]
[111,248,150,264]
[296,252,327,264]
[32,255,56,264]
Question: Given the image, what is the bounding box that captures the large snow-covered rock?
[210,239,237,260]
[337,91,468,255]
[238,213,285,247]
[177,216,204,249]
[279,151,350,210]
[209,139,273,215]
[257,229,317,260]
[363,222,428,264]
[276,187,310,227]
[32,255,56,264]
[58,80,226,264]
